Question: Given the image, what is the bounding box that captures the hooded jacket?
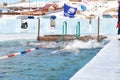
[117,2,120,28]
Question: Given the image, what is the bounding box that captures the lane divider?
[0,44,45,60]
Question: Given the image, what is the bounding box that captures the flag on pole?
[64,3,77,18]
[81,0,88,11]
[81,5,86,11]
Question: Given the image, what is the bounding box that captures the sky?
[0,0,65,4]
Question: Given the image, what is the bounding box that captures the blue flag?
[81,5,86,11]
[64,3,77,18]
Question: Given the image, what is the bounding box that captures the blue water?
[0,39,108,80]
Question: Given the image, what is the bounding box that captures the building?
[33,3,58,15]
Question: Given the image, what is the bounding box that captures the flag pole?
[37,18,40,41]
[97,17,100,42]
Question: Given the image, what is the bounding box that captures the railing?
[62,21,67,41]
[62,21,80,40]
[76,21,80,39]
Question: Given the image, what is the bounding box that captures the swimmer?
[51,44,79,54]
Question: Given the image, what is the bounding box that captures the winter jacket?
[117,22,120,28]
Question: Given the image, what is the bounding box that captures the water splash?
[68,39,106,49]
[51,39,108,54]
[17,39,108,54]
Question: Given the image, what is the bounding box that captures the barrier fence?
[0,44,46,60]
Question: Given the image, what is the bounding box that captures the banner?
[81,0,87,11]
[81,5,86,11]
[64,3,77,18]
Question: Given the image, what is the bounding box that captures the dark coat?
[118,6,120,21]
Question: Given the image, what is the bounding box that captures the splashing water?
[51,39,108,54]
[68,39,106,49]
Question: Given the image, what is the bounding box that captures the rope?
[0,44,45,60]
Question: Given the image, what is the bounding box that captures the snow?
[7,2,46,8]
[0,34,37,41]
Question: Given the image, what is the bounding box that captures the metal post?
[78,22,80,37]
[97,17,100,42]
[29,0,31,11]
[76,21,80,39]
[64,21,67,35]
[62,21,67,41]
[37,18,40,41]
[62,23,64,41]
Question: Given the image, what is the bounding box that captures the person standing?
[117,0,120,35]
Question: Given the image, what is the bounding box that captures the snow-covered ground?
[4,1,118,19]
[45,1,118,18]
[0,34,37,41]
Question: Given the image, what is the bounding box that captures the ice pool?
[0,39,108,80]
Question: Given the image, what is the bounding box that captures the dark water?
[0,39,108,80]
